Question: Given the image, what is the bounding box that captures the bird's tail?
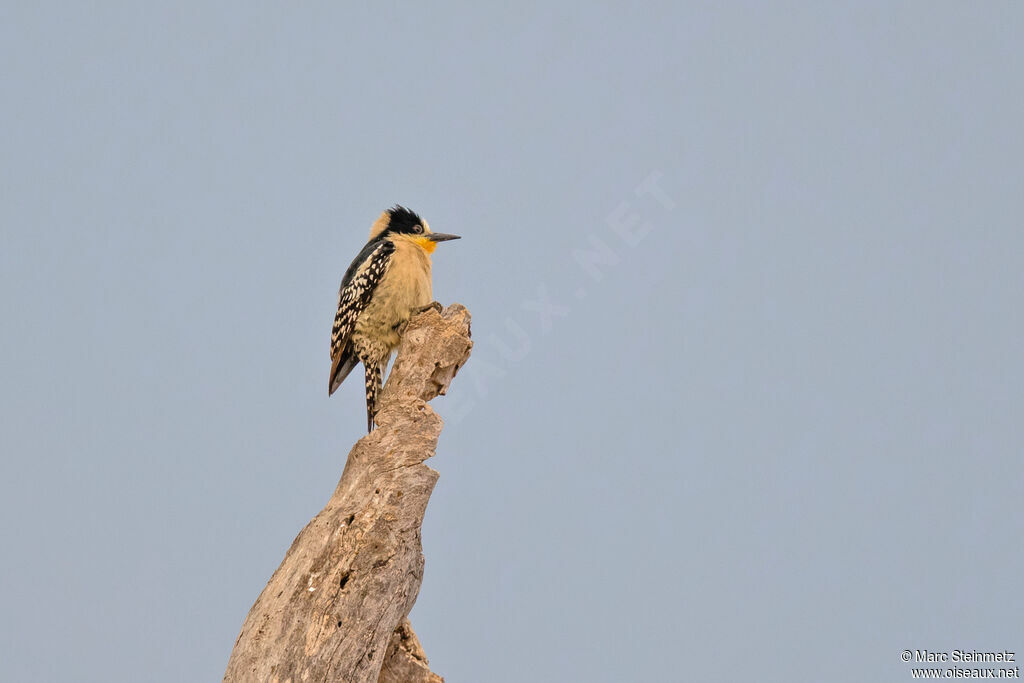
[364,362,382,432]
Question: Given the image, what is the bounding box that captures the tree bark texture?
[224,304,472,683]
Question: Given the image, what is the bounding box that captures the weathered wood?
[377,618,444,683]
[224,304,472,683]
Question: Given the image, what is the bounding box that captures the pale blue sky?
[1,3,1022,682]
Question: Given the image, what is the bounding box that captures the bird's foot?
[415,301,443,315]
[397,302,443,336]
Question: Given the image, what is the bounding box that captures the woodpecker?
[329,206,460,432]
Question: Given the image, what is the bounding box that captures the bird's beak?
[427,232,461,242]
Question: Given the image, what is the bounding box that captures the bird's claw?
[415,301,443,315]
[397,303,443,336]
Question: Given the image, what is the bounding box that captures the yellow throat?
[412,235,437,254]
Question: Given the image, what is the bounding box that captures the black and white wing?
[329,240,394,394]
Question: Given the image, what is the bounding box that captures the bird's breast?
[353,244,432,350]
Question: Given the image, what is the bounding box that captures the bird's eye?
[412,224,424,234]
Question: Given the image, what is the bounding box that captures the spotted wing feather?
[329,240,394,394]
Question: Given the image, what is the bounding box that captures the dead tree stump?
[224,304,472,683]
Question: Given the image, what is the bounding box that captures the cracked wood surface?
[224,304,472,683]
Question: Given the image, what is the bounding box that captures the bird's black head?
[385,205,425,235]
[368,205,460,246]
